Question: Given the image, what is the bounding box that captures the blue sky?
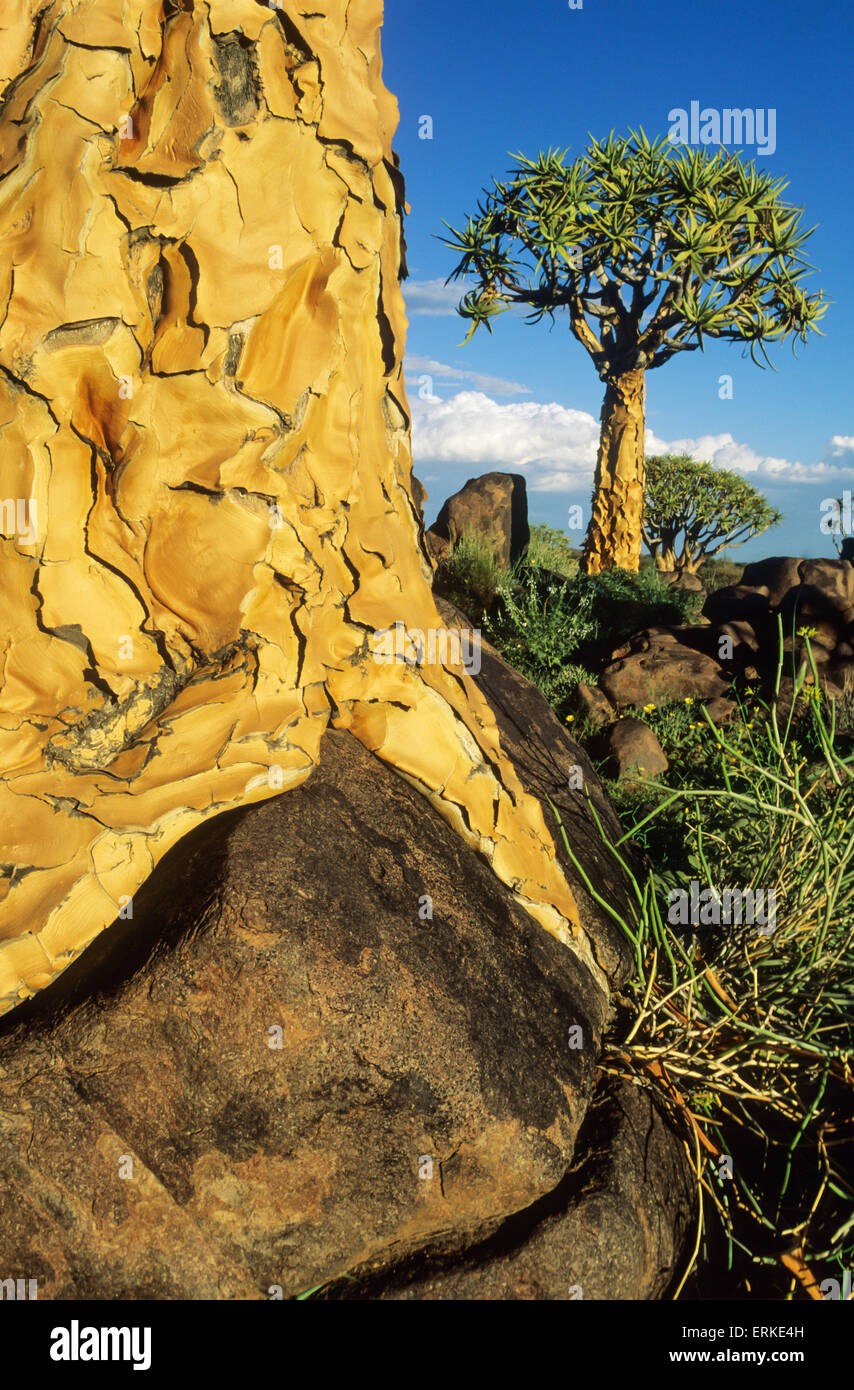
[382,0,854,560]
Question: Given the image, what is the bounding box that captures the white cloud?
[403,278,463,316]
[411,391,601,488]
[412,390,852,491]
[659,432,847,483]
[405,353,531,398]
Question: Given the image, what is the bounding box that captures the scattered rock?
[702,697,737,725]
[576,683,615,728]
[604,719,669,781]
[600,630,730,708]
[426,472,530,569]
[699,558,854,716]
[598,558,854,718]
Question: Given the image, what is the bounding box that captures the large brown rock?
[796,560,854,615]
[327,1076,695,1301]
[0,628,690,1301]
[0,729,598,1300]
[427,472,530,569]
[703,584,773,633]
[604,719,669,781]
[739,556,806,608]
[600,629,730,709]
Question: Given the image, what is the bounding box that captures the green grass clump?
[698,556,746,592]
[526,522,582,577]
[485,564,598,707]
[552,626,854,1299]
[432,531,511,618]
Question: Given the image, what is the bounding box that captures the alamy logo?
[820,491,852,535]
[667,102,776,157]
[50,1321,151,1372]
[373,622,482,675]
[668,880,777,936]
[0,1277,37,1299]
[0,497,37,545]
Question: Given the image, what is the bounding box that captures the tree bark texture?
[0,2,606,1015]
[581,368,646,575]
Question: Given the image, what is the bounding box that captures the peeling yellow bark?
[581,369,646,575]
[0,1,604,1016]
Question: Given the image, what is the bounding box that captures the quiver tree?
[442,131,826,573]
[0,0,603,1015]
[643,454,783,573]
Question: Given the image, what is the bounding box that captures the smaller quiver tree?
[642,453,783,574]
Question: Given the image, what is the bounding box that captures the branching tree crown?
[642,454,783,573]
[442,129,827,377]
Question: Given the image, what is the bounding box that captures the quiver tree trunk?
[650,542,704,576]
[0,1,605,1014]
[581,368,646,574]
[650,541,679,573]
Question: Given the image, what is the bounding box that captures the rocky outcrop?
[426,473,530,569]
[703,557,854,708]
[0,636,690,1301]
[586,558,854,724]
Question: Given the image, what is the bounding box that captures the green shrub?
[432,531,510,618]
[481,562,703,713]
[485,565,597,707]
[525,523,581,578]
[581,565,704,646]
